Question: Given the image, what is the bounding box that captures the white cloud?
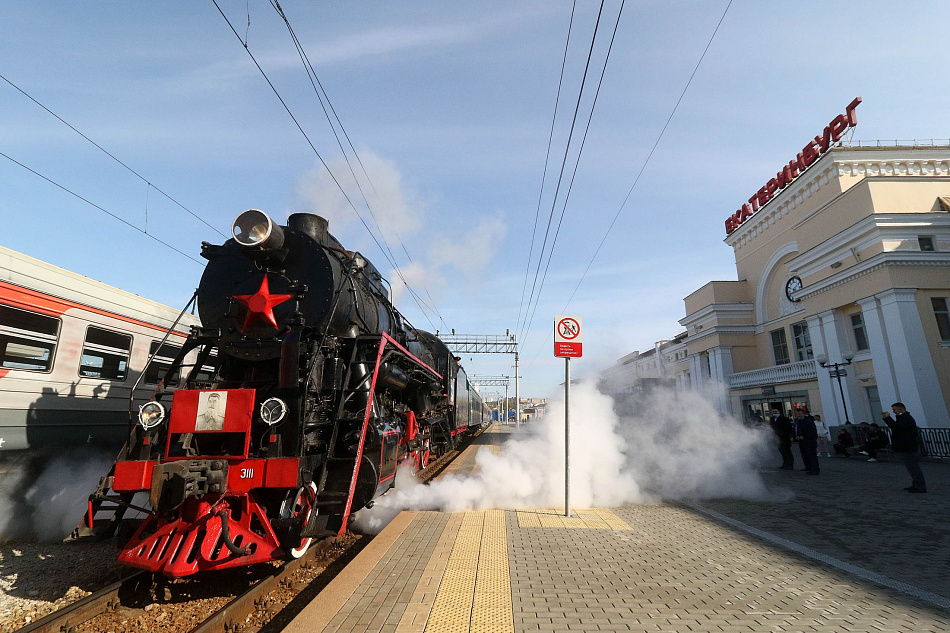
[389,260,442,306]
[428,212,508,281]
[294,150,507,320]
[294,150,423,244]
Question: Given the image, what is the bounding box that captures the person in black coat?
[834,428,855,457]
[793,409,820,475]
[882,403,927,493]
[769,408,794,470]
[857,424,889,461]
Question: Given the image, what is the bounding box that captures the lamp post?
[816,351,855,424]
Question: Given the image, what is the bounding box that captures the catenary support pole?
[564,356,571,518]
[505,382,509,424]
[515,350,520,428]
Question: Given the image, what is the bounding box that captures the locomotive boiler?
[76,209,484,576]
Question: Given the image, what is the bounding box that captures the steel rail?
[14,570,151,633]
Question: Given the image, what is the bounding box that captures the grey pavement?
[691,454,950,602]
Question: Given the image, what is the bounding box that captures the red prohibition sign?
[558,318,580,340]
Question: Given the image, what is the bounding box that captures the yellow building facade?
[606,143,950,428]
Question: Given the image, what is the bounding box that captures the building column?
[808,310,859,425]
[806,313,838,424]
[856,295,899,410]
[688,353,705,392]
[709,346,734,414]
[876,288,947,427]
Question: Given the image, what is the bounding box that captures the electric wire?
[518,0,606,341]
[528,0,733,360]
[268,1,447,329]
[0,72,227,239]
[521,0,624,346]
[564,0,733,311]
[516,0,577,335]
[211,0,442,331]
[0,151,204,266]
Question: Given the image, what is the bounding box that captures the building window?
[771,328,790,365]
[145,341,182,386]
[933,297,950,341]
[850,313,870,351]
[701,352,711,378]
[79,326,132,380]
[918,236,935,252]
[0,305,60,372]
[791,321,813,361]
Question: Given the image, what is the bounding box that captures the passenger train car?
[0,245,205,454]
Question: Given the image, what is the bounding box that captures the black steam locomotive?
[77,209,486,576]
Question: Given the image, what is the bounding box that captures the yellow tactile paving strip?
[423,510,513,633]
[516,507,632,530]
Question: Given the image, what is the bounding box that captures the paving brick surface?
[508,501,950,631]
[691,457,950,600]
[322,511,449,633]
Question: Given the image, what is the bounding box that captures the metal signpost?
[554,315,582,518]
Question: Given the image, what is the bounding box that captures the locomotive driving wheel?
[279,482,317,559]
[418,438,431,470]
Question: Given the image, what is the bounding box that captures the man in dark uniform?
[770,408,794,470]
[794,409,819,475]
[882,402,927,493]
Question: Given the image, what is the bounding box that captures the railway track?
[15,424,490,633]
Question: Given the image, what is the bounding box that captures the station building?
[604,140,950,428]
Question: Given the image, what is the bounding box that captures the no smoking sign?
[554,315,583,358]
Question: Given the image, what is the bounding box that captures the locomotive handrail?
[126,289,198,428]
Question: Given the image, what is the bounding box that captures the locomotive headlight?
[260,397,287,425]
[138,401,166,430]
[232,209,284,249]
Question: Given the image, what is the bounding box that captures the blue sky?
[2,2,950,397]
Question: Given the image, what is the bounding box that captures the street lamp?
[816,350,855,424]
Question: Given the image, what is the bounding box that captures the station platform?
[286,424,950,633]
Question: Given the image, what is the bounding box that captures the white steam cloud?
[353,381,779,534]
[0,449,114,543]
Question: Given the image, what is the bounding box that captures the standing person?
[794,409,820,475]
[770,408,794,470]
[882,403,927,493]
[813,414,831,456]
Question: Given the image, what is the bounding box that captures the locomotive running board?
[338,332,442,534]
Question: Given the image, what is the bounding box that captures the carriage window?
[0,305,60,372]
[145,341,182,385]
[79,326,132,380]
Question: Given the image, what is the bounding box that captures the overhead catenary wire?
[519,0,607,342]
[521,0,624,347]
[528,0,734,360]
[0,151,204,266]
[268,1,448,329]
[0,72,227,240]
[516,0,578,335]
[210,0,443,331]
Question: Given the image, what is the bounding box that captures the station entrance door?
[744,393,812,423]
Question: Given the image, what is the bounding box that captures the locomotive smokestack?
[231,209,285,250]
[288,213,329,246]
